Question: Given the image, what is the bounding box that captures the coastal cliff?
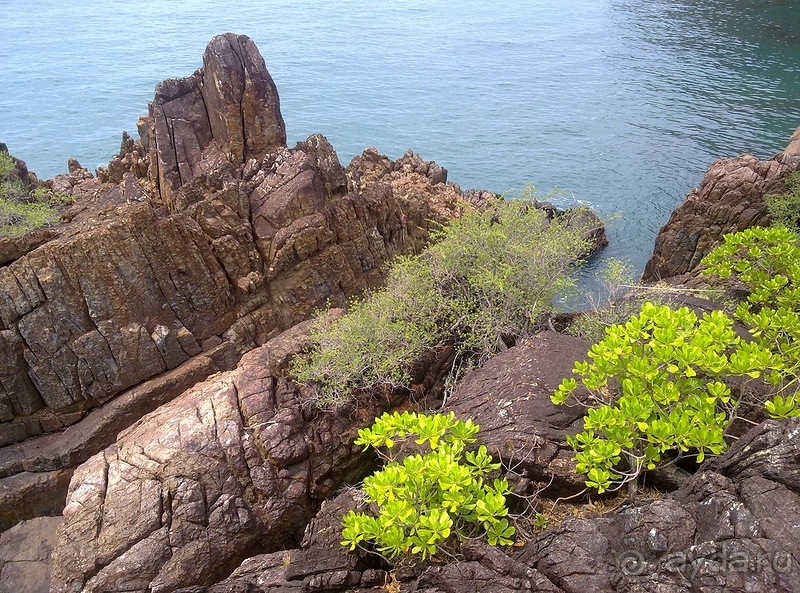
[0,33,463,531]
[1,32,800,593]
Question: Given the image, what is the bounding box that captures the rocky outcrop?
[139,33,286,205]
[0,142,38,187]
[1,29,619,593]
[523,417,800,593]
[147,414,800,593]
[447,331,591,496]
[642,127,800,282]
[184,491,560,593]
[48,318,400,593]
[0,34,465,536]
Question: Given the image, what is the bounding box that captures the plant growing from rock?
[567,258,647,343]
[702,225,800,418]
[552,301,781,495]
[341,411,514,561]
[766,172,800,234]
[291,198,593,408]
[0,150,61,237]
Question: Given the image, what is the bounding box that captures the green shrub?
[291,199,592,408]
[0,198,60,237]
[292,258,442,408]
[552,301,781,495]
[767,172,800,233]
[0,151,16,178]
[702,225,800,418]
[0,150,62,237]
[340,411,514,560]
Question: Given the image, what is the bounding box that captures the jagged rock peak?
[141,33,286,204]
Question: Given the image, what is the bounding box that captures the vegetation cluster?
[0,150,66,237]
[554,224,800,495]
[291,198,593,408]
[293,180,800,561]
[341,411,515,561]
[766,171,800,233]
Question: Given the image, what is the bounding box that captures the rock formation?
[7,26,795,593]
[642,128,800,282]
[99,389,800,593]
[140,33,286,205]
[48,319,401,593]
[522,418,800,593]
[0,33,464,536]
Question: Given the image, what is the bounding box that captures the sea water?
[1,0,799,275]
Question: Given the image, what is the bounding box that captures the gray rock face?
[0,516,63,593]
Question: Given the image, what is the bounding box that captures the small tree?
[341,412,514,561]
[703,225,800,418]
[552,302,781,496]
[291,199,593,408]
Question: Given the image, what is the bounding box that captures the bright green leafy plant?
[702,225,800,418]
[552,302,781,495]
[340,411,515,561]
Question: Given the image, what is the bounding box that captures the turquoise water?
[1,1,799,273]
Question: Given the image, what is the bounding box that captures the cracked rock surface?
[49,319,395,593]
[0,34,462,535]
[643,130,800,283]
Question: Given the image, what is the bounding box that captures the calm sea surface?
[1,1,799,276]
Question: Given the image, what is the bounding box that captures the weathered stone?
[520,418,800,593]
[643,128,800,282]
[143,33,286,204]
[0,354,220,530]
[0,470,72,532]
[447,331,592,495]
[0,516,63,593]
[49,321,400,593]
[0,138,455,450]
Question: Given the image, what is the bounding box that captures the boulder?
[642,127,800,283]
[446,331,592,496]
[49,318,404,593]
